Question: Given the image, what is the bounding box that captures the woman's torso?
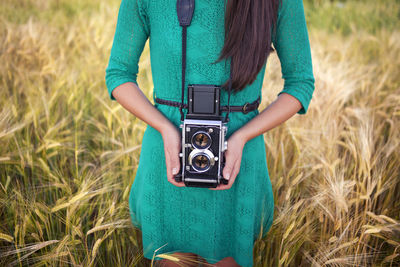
[145,0,269,135]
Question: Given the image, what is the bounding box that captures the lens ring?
[188,149,215,173]
[192,153,210,172]
[191,131,212,150]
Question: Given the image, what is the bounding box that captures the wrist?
[158,119,176,136]
[232,127,250,144]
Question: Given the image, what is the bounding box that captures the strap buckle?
[242,102,249,114]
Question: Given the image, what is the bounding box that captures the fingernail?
[225,173,230,180]
[172,167,178,175]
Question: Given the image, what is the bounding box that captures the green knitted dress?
[105,0,314,265]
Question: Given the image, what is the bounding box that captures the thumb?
[171,151,181,175]
[223,156,234,180]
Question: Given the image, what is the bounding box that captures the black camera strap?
[176,0,233,122]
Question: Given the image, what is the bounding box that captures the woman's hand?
[160,122,186,187]
[209,131,247,190]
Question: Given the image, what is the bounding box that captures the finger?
[165,149,185,187]
[209,184,227,190]
[164,149,173,181]
[230,156,242,184]
[208,177,231,190]
[167,165,185,187]
[170,148,185,187]
[222,151,234,181]
[170,149,181,178]
[169,178,185,187]
[210,157,238,190]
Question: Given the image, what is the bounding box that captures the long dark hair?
[214,0,281,93]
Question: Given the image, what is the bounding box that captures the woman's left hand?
[209,131,247,190]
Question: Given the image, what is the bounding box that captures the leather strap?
[176,0,237,122]
[176,0,195,121]
[155,95,260,114]
[177,0,194,26]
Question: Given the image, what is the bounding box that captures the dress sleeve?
[272,0,315,114]
[105,0,150,101]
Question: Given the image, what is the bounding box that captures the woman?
[105,0,315,266]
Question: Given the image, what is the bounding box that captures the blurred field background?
[0,0,399,266]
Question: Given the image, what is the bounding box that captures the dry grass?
[256,28,400,266]
[0,0,399,266]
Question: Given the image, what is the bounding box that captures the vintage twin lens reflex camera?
[174,84,230,188]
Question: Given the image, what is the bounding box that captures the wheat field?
[0,0,399,266]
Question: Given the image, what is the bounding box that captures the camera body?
[174,84,229,188]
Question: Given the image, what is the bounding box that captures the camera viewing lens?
[192,131,211,149]
[192,154,210,171]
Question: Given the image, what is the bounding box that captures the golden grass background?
[0,0,399,266]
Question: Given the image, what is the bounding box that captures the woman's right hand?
[160,122,186,187]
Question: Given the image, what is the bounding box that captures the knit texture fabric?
[105,0,315,266]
